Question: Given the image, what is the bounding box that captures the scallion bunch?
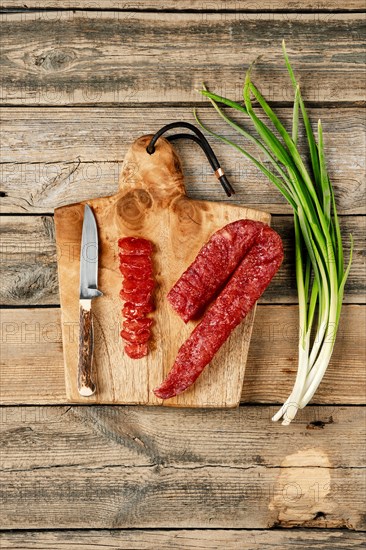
[196,41,353,425]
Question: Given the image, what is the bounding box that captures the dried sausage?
[167,219,265,322]
[154,225,283,399]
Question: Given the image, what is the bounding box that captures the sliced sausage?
[119,236,154,358]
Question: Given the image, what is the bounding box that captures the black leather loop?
[146,122,235,197]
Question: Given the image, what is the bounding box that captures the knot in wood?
[35,49,76,72]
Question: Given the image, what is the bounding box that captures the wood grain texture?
[1,529,364,550]
[1,214,362,306]
[1,305,364,405]
[1,13,365,105]
[1,107,364,215]
[2,1,365,10]
[0,405,365,529]
[54,135,270,407]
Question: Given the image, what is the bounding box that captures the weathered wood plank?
[0,216,58,306]
[0,405,365,529]
[1,305,364,405]
[1,405,364,469]
[1,529,364,550]
[1,1,365,11]
[2,457,364,530]
[1,107,364,215]
[0,215,362,306]
[1,13,364,105]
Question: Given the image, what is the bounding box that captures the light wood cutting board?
[54,135,270,407]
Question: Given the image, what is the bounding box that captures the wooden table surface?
[0,1,365,548]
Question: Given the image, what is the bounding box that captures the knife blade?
[78,204,103,396]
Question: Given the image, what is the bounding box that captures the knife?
[78,204,103,396]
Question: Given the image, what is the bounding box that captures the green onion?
[196,40,353,425]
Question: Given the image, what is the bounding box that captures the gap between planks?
[1,0,366,12]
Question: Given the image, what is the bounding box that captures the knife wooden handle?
[77,299,96,396]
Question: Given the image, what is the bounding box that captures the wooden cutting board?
[54,135,270,407]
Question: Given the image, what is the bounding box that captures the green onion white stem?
[196,41,353,424]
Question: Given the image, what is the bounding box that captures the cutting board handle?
[118,135,186,204]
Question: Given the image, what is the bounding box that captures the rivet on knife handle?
[78,298,96,396]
